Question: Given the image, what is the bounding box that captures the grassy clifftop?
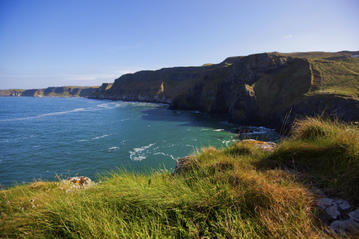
[309,57,359,97]
[1,118,358,238]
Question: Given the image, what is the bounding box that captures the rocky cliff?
[0,86,99,97]
[91,51,359,130]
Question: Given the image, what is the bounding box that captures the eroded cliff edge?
[91,51,359,130]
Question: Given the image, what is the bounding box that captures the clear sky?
[0,0,358,89]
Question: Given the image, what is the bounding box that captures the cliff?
[0,86,99,97]
[91,51,359,130]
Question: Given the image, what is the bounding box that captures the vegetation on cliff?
[90,51,359,130]
[1,118,358,238]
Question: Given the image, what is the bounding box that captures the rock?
[349,209,359,222]
[235,127,256,134]
[336,199,351,210]
[317,198,334,209]
[174,156,190,174]
[311,187,325,197]
[326,205,341,220]
[330,219,359,235]
[241,139,277,151]
[60,176,94,192]
[316,195,359,236]
[68,176,91,185]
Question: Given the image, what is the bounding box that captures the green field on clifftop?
[309,57,359,97]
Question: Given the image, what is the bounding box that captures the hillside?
[91,51,359,130]
[0,86,99,97]
[1,118,358,238]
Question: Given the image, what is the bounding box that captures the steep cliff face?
[0,86,98,97]
[93,51,359,130]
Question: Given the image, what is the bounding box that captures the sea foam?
[0,108,86,122]
[129,143,155,161]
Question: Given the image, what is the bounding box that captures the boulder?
[241,139,277,151]
[60,176,94,192]
[330,219,359,236]
[174,156,191,174]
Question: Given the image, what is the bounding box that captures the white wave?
[96,102,122,109]
[154,152,175,160]
[108,146,119,151]
[213,129,224,132]
[92,134,110,140]
[96,101,164,110]
[129,143,155,161]
[77,139,89,142]
[0,108,86,122]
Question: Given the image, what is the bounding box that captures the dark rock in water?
[235,127,256,134]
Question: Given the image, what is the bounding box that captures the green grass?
[309,57,359,97]
[2,117,358,238]
[262,117,359,204]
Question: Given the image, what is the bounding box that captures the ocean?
[0,97,279,187]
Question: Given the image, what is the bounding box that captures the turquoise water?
[0,97,279,187]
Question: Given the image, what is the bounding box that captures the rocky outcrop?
[60,176,95,192]
[317,197,359,236]
[0,86,99,97]
[240,139,277,151]
[91,51,359,130]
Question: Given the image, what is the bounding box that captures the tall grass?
[263,117,359,204]
[2,117,356,238]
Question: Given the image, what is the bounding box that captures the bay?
[0,97,279,187]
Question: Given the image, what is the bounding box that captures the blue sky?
[0,0,358,89]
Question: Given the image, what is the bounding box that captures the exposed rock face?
[317,197,359,236]
[91,51,359,130]
[0,86,99,97]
